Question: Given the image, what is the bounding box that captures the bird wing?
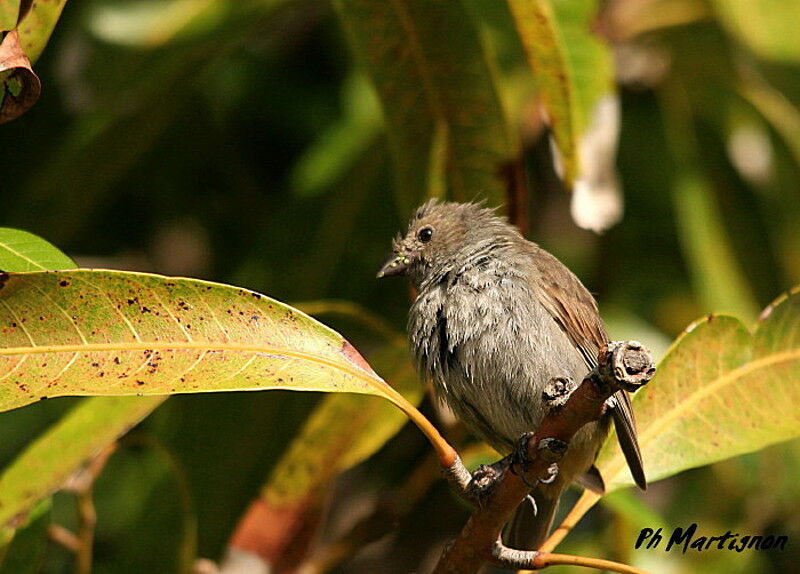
[534,248,647,490]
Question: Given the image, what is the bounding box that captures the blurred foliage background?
[1,0,799,572]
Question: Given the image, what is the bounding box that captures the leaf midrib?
[0,341,381,386]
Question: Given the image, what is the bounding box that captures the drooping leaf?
[0,269,405,412]
[334,0,517,212]
[508,0,620,226]
[597,287,800,491]
[0,395,164,531]
[0,228,76,271]
[15,0,66,64]
[0,30,39,124]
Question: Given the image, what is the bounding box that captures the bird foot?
[511,433,567,487]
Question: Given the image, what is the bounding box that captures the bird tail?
[502,488,560,550]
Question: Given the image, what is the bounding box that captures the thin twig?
[48,524,80,553]
[530,552,649,573]
[76,486,96,574]
[59,443,118,574]
[538,490,602,553]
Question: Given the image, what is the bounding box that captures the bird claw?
[540,463,558,485]
[511,432,537,488]
[525,493,538,516]
[511,433,565,488]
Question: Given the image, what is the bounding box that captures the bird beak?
[376,253,411,278]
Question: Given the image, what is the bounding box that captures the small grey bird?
[378,200,645,549]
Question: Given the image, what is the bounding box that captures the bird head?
[377,199,509,287]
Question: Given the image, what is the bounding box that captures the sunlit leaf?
[0,270,407,412]
[0,231,166,540]
[0,228,76,271]
[597,287,800,491]
[0,30,39,123]
[334,0,517,211]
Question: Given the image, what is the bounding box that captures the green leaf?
[597,287,800,491]
[16,0,66,64]
[0,499,50,573]
[0,228,76,271]
[0,0,20,32]
[0,270,408,413]
[508,0,616,190]
[334,0,516,211]
[0,395,164,530]
[0,230,165,539]
[710,0,800,62]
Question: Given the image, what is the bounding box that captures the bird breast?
[408,261,594,454]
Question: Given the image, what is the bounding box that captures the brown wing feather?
[533,248,647,490]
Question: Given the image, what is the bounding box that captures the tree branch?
[432,341,654,574]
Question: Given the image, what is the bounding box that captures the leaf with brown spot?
[0,29,40,124]
[596,287,800,491]
[0,269,450,457]
[0,234,167,541]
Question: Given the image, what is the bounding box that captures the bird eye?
[417,227,433,243]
